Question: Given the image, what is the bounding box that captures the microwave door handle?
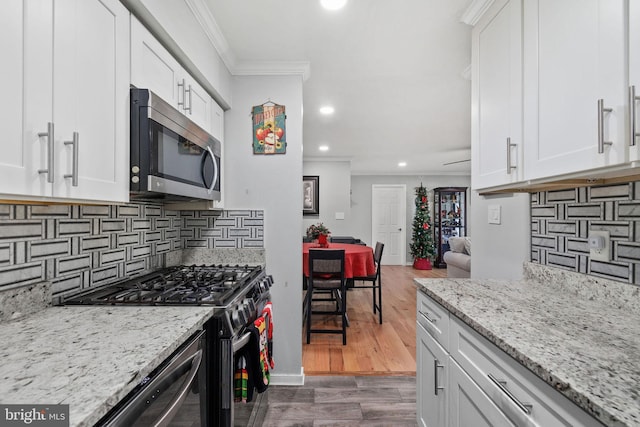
[206,146,219,194]
[151,349,203,427]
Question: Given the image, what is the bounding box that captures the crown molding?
[184,0,237,71]
[234,61,311,81]
[460,0,495,26]
[186,0,310,80]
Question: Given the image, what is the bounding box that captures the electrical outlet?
[589,230,610,262]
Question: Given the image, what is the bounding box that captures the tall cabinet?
[433,187,467,268]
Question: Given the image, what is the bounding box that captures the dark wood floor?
[302,265,446,376]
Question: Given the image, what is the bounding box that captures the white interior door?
[372,185,406,265]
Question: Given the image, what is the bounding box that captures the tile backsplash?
[0,203,263,298]
[531,182,640,285]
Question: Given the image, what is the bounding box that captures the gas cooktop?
[61,264,265,307]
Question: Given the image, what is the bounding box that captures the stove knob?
[243,298,256,314]
[231,309,245,329]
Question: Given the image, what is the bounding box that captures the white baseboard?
[269,367,305,386]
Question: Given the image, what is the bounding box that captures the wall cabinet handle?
[597,99,613,153]
[177,79,186,109]
[63,132,79,187]
[434,359,445,395]
[506,137,516,173]
[185,84,193,114]
[37,122,54,183]
[630,86,640,147]
[488,373,533,415]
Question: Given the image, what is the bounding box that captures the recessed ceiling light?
[398,162,407,167]
[319,106,335,115]
[320,0,347,11]
[319,145,329,152]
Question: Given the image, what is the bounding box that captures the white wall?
[351,175,471,263]
[470,191,530,279]
[302,161,351,237]
[225,75,304,384]
[301,162,471,263]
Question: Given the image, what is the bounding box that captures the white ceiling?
[205,0,473,175]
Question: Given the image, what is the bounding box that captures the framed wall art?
[303,176,319,215]
[252,102,286,154]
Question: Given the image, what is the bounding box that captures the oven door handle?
[232,331,252,354]
[151,349,203,427]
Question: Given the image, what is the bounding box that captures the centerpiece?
[306,223,331,247]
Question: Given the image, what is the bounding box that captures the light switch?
[488,205,501,224]
[335,212,345,220]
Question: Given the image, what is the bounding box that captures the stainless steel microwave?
[130,88,221,202]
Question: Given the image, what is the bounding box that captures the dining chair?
[305,249,347,345]
[352,241,384,324]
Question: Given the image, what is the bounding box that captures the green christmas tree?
[410,184,435,261]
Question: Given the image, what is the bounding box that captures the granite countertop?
[0,305,214,427]
[414,262,640,427]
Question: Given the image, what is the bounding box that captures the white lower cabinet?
[449,359,516,427]
[417,322,448,427]
[417,291,604,427]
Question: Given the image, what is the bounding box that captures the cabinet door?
[180,75,212,133]
[211,100,224,142]
[53,0,129,202]
[417,323,448,427]
[131,17,182,107]
[449,360,517,427]
[523,0,627,179]
[0,0,53,198]
[471,0,523,190]
[629,1,640,159]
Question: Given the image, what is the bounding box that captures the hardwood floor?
[302,265,446,376]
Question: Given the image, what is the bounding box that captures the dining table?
[302,242,376,279]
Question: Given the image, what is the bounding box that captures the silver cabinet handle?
[64,132,79,187]
[434,359,445,395]
[488,374,533,415]
[37,122,54,183]
[185,84,192,114]
[597,99,613,153]
[418,310,436,323]
[506,137,516,173]
[630,86,640,146]
[177,79,186,110]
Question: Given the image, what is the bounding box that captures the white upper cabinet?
[629,1,640,160]
[523,0,627,180]
[0,0,129,203]
[53,0,130,202]
[131,17,212,133]
[471,0,523,189]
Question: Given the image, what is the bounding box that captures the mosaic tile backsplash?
[0,203,263,297]
[531,182,640,285]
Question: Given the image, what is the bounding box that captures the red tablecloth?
[303,243,376,279]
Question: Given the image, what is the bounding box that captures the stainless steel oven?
[98,330,207,426]
[130,88,221,202]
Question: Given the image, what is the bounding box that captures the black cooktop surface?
[62,264,263,306]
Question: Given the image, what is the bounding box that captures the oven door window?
[150,120,219,191]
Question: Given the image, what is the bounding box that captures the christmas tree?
[410,184,435,268]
